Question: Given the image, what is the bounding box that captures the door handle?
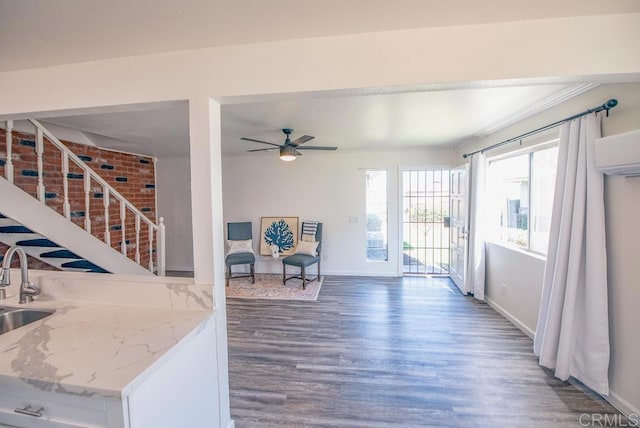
[15,405,44,418]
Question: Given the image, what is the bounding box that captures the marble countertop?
[0,271,214,399]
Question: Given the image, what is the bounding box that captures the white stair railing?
[2,119,165,275]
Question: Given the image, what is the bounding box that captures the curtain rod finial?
[606,99,618,109]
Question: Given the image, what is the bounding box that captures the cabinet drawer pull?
[14,404,44,417]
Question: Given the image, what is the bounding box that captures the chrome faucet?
[0,246,40,304]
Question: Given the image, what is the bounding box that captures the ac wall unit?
[594,129,640,176]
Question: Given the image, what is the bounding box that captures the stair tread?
[0,225,35,234]
[61,260,109,273]
[40,249,82,259]
[15,238,60,247]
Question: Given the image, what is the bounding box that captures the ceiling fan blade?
[241,137,282,148]
[290,135,315,146]
[247,147,279,152]
[296,146,338,151]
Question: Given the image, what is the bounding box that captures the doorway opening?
[402,169,451,275]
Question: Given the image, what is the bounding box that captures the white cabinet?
[0,383,125,427]
[0,316,218,428]
[127,317,219,427]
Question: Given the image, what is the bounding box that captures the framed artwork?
[260,217,299,256]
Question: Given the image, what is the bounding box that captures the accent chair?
[225,222,255,287]
[282,222,322,289]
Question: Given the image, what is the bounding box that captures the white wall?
[156,157,194,272]
[485,243,545,337]
[1,14,639,119]
[463,82,640,415]
[222,149,457,276]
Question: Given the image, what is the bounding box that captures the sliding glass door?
[402,169,450,275]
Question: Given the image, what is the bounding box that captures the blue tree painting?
[264,219,295,252]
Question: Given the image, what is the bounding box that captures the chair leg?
[282,263,286,284]
[301,266,306,289]
[318,260,321,280]
[250,263,255,284]
[226,265,230,287]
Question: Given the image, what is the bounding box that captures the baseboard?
[485,296,535,339]
[165,270,195,278]
[322,270,400,277]
[606,390,640,419]
[486,298,639,418]
[165,265,195,272]
[253,268,401,277]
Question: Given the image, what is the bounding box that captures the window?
[488,145,558,254]
[366,170,388,261]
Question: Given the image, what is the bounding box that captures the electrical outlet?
[500,283,507,297]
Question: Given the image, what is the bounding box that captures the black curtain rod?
[462,99,619,159]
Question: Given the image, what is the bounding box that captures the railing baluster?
[35,127,45,201]
[84,173,91,233]
[148,225,154,273]
[103,187,111,246]
[5,120,14,183]
[62,153,71,219]
[157,217,165,276]
[120,201,127,256]
[135,214,141,264]
[15,119,166,275]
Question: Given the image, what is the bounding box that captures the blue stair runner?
[0,214,110,273]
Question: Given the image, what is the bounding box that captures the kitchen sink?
[0,306,55,335]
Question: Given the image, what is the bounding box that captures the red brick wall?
[0,127,157,272]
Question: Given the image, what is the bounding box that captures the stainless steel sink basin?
[0,306,55,335]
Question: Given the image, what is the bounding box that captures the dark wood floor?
[226,276,621,427]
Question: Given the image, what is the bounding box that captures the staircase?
[0,119,165,275]
[0,214,108,273]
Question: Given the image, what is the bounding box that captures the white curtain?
[465,152,487,300]
[534,113,610,395]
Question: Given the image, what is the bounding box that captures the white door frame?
[449,164,468,293]
[398,164,453,277]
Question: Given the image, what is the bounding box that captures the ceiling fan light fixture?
[279,145,296,161]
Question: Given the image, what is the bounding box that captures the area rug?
[225,273,323,301]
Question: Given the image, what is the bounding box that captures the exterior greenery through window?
[366,170,388,261]
[402,169,450,275]
[488,145,558,254]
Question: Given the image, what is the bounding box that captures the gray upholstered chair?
[282,222,322,289]
[225,222,255,287]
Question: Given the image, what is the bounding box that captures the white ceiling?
[40,83,595,158]
[0,0,638,72]
[43,102,190,158]
[4,1,631,158]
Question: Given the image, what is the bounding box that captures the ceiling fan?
[241,128,337,161]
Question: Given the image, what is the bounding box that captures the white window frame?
[365,169,389,262]
[487,139,559,256]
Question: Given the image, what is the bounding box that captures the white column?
[188,96,231,428]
